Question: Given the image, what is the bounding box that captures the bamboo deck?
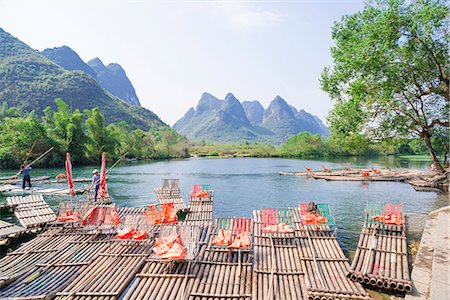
[154,178,186,210]
[86,189,112,203]
[7,195,57,228]
[349,205,411,293]
[292,210,370,300]
[0,182,381,300]
[0,176,50,185]
[0,220,27,244]
[184,193,214,226]
[0,185,78,195]
[155,187,186,210]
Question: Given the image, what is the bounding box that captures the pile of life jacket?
[194,190,209,198]
[152,232,186,260]
[212,228,251,249]
[229,232,251,249]
[361,171,370,177]
[372,213,404,225]
[302,212,328,225]
[116,228,147,240]
[57,210,80,222]
[81,206,121,226]
[262,223,294,233]
[143,203,178,224]
[212,229,232,246]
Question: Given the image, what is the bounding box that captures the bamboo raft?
[86,189,112,203]
[184,192,214,226]
[348,203,412,293]
[292,208,370,300]
[155,178,186,210]
[123,226,211,300]
[56,239,152,299]
[0,227,90,288]
[252,208,308,300]
[0,220,27,245]
[0,185,82,195]
[189,220,253,300]
[0,176,51,185]
[7,195,56,228]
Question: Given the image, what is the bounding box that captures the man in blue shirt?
[92,169,100,201]
[20,164,32,189]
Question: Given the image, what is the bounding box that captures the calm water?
[0,157,448,252]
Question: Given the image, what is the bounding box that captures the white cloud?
[228,10,285,31]
[208,1,286,31]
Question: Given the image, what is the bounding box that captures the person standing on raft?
[92,169,100,202]
[20,164,32,189]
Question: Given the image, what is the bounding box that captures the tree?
[84,107,118,161]
[43,99,86,163]
[321,0,449,172]
[0,102,21,120]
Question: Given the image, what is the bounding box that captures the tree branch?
[430,119,449,127]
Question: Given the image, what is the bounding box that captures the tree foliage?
[0,99,189,169]
[321,0,449,172]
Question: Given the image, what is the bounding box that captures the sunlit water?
[0,157,448,252]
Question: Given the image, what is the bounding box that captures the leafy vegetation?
[0,100,189,169]
[321,0,449,172]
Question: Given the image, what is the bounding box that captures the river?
[0,157,448,252]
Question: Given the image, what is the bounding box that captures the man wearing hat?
[92,169,100,202]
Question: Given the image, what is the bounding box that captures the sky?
[0,0,364,125]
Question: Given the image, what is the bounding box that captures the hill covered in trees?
[0,28,162,130]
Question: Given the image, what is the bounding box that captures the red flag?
[65,152,75,196]
[98,152,107,199]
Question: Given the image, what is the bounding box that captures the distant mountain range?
[0,28,163,129]
[42,46,141,106]
[173,93,328,144]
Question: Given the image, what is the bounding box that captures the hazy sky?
[0,0,364,125]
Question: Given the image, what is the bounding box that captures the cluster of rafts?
[0,178,412,299]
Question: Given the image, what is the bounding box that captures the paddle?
[84,152,128,194]
[5,146,54,185]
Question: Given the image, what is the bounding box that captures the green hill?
[0,28,164,130]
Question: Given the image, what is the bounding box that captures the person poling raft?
[6,146,54,189]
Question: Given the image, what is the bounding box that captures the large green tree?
[321,0,449,172]
[43,99,86,164]
[84,107,119,161]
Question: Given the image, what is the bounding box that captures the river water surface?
[0,157,448,252]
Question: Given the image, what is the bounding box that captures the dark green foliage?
[0,100,189,169]
[321,0,449,171]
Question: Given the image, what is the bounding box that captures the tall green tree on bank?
[84,107,119,160]
[43,99,86,164]
[321,0,449,172]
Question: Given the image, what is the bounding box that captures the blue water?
[0,157,447,251]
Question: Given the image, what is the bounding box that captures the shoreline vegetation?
[0,98,446,170]
[189,134,446,162]
[0,99,189,169]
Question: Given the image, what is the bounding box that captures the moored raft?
[155,178,186,210]
[252,208,308,300]
[7,195,56,228]
[292,205,370,300]
[0,220,27,245]
[184,185,214,226]
[348,203,412,293]
[56,239,152,299]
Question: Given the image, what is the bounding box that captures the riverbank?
[406,206,450,300]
